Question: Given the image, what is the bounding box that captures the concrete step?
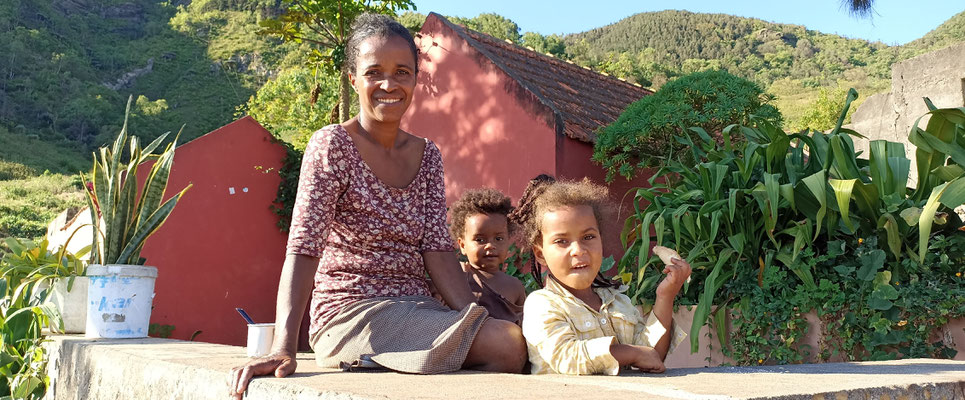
[46,335,965,400]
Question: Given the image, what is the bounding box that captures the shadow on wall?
[404,30,557,207]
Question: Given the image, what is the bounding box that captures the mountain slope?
[0,0,299,174]
[564,10,896,87]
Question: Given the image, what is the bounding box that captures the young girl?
[448,188,526,325]
[514,177,690,375]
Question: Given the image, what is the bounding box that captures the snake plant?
[80,96,191,266]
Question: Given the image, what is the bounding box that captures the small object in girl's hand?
[652,246,681,265]
[653,246,690,284]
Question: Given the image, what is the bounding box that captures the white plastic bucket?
[85,264,158,338]
[50,276,89,334]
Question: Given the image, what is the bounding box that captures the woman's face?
[349,35,417,125]
[533,205,603,292]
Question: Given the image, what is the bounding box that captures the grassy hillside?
[0,0,302,175]
[901,10,965,58]
[0,172,85,239]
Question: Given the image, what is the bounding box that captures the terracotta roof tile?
[432,14,652,143]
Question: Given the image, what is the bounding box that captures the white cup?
[247,323,275,357]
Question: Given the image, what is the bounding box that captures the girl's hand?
[633,346,666,373]
[655,257,692,299]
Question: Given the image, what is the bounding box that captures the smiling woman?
[228,14,526,399]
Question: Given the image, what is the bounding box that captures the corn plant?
[618,89,965,353]
[81,96,191,266]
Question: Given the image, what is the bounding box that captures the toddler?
[448,188,526,325]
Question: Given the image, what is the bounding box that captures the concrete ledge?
[46,335,965,400]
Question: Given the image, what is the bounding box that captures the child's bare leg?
[463,319,526,373]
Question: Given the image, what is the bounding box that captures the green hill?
[0,0,301,175]
[901,10,965,58]
[0,0,308,240]
[559,10,964,130]
[564,10,895,86]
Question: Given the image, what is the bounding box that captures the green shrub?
[616,89,965,359]
[728,235,965,365]
[0,161,37,181]
[795,87,859,132]
[0,237,86,398]
[593,70,783,181]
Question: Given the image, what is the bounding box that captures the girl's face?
[349,35,417,125]
[458,213,511,272]
[533,205,603,292]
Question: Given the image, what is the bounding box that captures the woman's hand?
[228,351,297,399]
[228,254,316,398]
[423,251,476,310]
[655,257,692,299]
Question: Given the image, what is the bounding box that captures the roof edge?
[425,12,566,138]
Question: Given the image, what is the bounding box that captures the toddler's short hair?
[449,188,515,241]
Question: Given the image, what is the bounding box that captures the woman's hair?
[508,175,618,288]
[345,13,419,75]
[449,188,515,241]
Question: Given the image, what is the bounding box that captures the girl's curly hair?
[508,175,617,288]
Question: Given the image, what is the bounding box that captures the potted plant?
[80,96,190,339]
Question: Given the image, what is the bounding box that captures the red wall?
[402,15,558,206]
[139,117,291,346]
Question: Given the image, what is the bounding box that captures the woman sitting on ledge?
[229,14,526,398]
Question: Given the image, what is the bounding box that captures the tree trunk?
[339,71,351,122]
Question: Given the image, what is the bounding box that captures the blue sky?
[411,1,965,45]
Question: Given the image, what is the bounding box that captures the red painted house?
[136,116,299,346]
[402,13,654,256]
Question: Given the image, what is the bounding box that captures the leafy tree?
[450,13,521,43]
[243,66,339,150]
[521,32,566,58]
[258,0,415,123]
[593,70,783,181]
[797,87,857,132]
[396,11,425,32]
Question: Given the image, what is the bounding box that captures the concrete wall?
[403,14,558,206]
[849,42,965,182]
[45,329,965,399]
